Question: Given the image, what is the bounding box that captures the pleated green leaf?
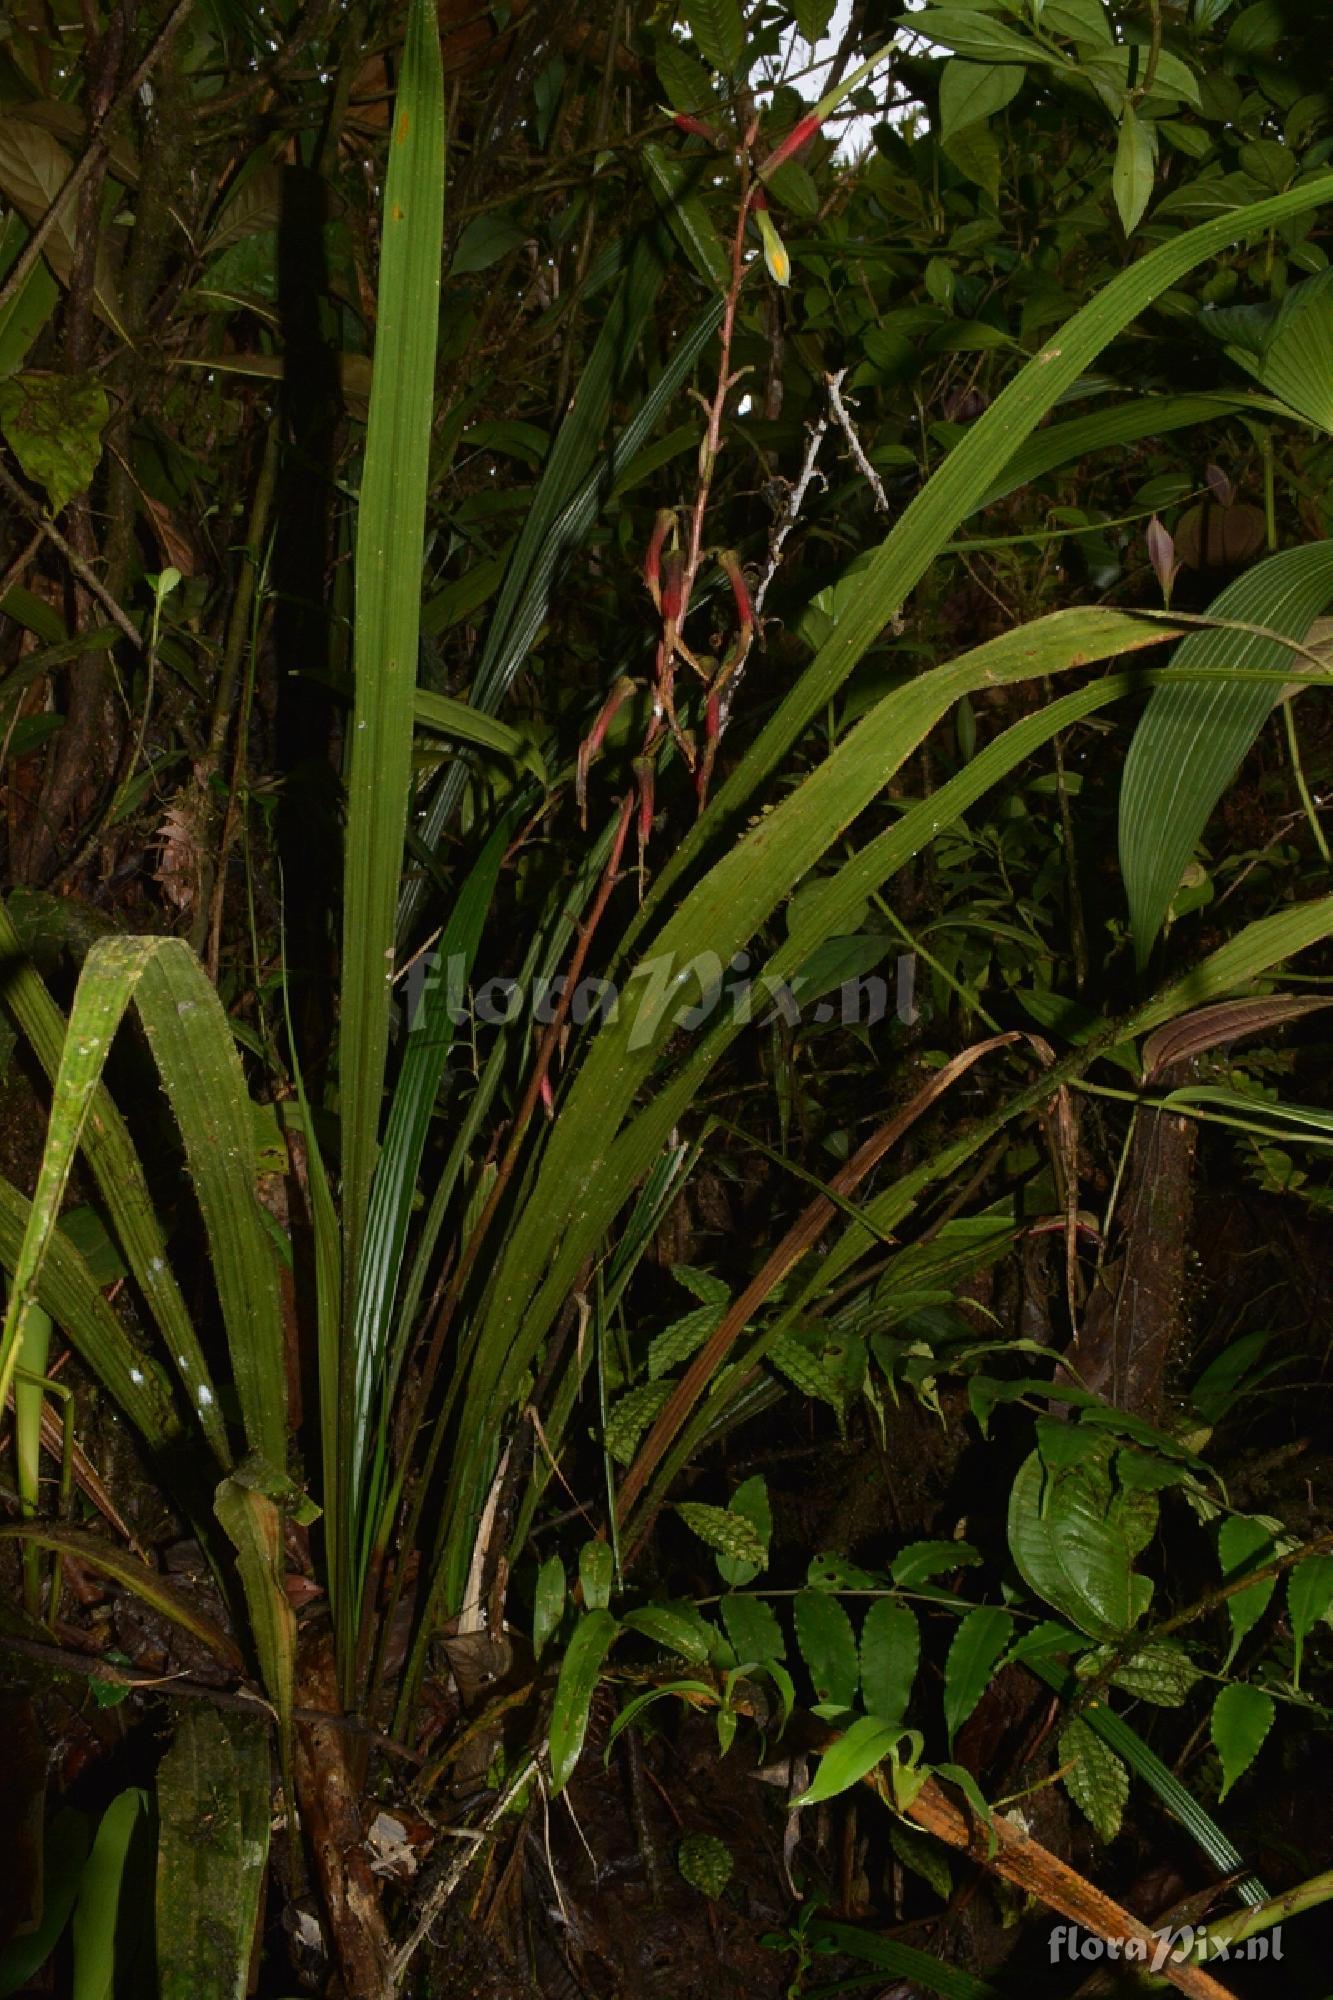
[0,936,286,1468]
[1120,541,1333,967]
[0,1526,243,1666]
[340,0,445,1292]
[0,897,226,1463]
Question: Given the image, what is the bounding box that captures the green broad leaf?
[641,144,730,291]
[605,1381,674,1465]
[1008,1451,1137,1640]
[1113,105,1158,236]
[686,0,744,73]
[579,1539,615,1612]
[1059,1716,1129,1841]
[793,0,836,41]
[0,117,125,337]
[891,1539,982,1587]
[1039,0,1113,43]
[533,1555,566,1661]
[1121,540,1333,967]
[939,59,1025,140]
[1288,1555,1333,1689]
[654,32,716,112]
[794,1589,859,1708]
[941,119,1002,200]
[214,1469,297,1806]
[716,1473,771,1587]
[899,9,1050,63]
[889,1820,953,1902]
[721,1592,785,1663]
[155,1708,270,2000]
[549,1609,619,1794]
[0,1528,242,1669]
[0,217,61,377]
[943,1607,1013,1741]
[1211,1682,1275,1801]
[340,0,446,1307]
[0,371,108,515]
[676,1500,768,1570]
[449,214,525,275]
[678,1831,732,1896]
[71,1790,152,2000]
[622,1602,716,1663]
[791,1712,905,1807]
[859,1600,920,1726]
[1218,1515,1278,1669]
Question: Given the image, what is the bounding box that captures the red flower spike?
[660,549,684,625]
[761,112,822,177]
[644,508,673,611]
[670,110,720,142]
[576,676,638,825]
[718,550,753,635]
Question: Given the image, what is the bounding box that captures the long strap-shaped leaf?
[340,0,445,1295]
[1120,540,1333,966]
[0,937,286,1469]
[632,175,1333,942]
[0,897,228,1462]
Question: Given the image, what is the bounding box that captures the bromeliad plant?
[3,0,1333,1986]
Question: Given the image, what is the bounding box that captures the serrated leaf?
[721,1592,785,1663]
[648,1304,723,1379]
[889,1820,953,1902]
[1218,1516,1278,1669]
[1107,1640,1202,1705]
[716,1474,771,1587]
[944,1607,1013,1742]
[1060,1716,1129,1840]
[860,1600,919,1726]
[794,1589,859,1708]
[1211,1682,1274,1801]
[533,1554,565,1660]
[550,1609,619,1794]
[793,0,836,41]
[622,1601,716,1663]
[686,0,743,73]
[939,59,1025,141]
[891,1539,982,1587]
[579,1538,614,1612]
[0,372,108,516]
[769,1330,847,1413]
[678,1831,732,1895]
[792,1712,904,1807]
[605,1380,673,1464]
[676,1501,768,1569]
[1288,1555,1333,1688]
[655,31,716,112]
[1114,105,1158,236]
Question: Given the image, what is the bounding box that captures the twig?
[0,460,143,652]
[390,1753,537,1984]
[825,366,890,513]
[752,411,829,620]
[0,0,195,328]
